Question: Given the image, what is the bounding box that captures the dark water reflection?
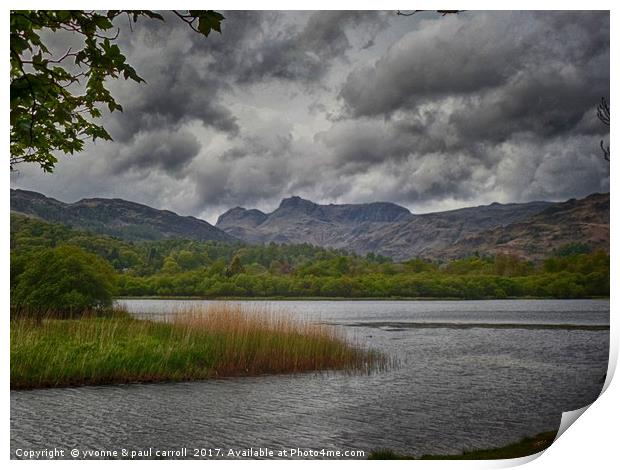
[11,299,609,459]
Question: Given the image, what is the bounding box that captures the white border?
[3,2,617,468]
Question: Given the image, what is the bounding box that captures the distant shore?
[116,295,610,302]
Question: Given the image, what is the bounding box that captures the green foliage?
[12,244,116,316]
[226,255,244,277]
[369,431,557,460]
[10,10,224,172]
[553,242,592,257]
[10,214,610,300]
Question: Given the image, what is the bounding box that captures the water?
[11,299,609,459]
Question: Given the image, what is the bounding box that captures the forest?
[11,214,610,300]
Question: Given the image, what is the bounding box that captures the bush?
[11,245,116,317]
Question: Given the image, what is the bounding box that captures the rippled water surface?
[11,299,609,459]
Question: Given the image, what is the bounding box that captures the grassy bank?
[369,431,557,460]
[11,304,386,390]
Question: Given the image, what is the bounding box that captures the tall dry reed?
[169,302,385,376]
[11,303,386,389]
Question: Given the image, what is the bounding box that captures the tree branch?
[397,10,464,17]
[172,11,201,34]
[597,97,610,161]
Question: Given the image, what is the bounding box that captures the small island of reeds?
[10,303,386,390]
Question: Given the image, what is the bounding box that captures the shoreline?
[369,430,558,460]
[116,296,610,302]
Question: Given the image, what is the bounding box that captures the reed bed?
[10,303,386,389]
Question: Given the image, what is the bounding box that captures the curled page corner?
[490,407,591,469]
[555,404,591,441]
[503,449,547,467]
[514,369,614,467]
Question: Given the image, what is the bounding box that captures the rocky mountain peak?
[277,196,319,211]
[217,207,268,227]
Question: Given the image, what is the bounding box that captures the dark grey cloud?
[450,68,594,143]
[187,10,388,83]
[95,10,389,177]
[340,11,609,121]
[110,130,201,175]
[318,10,610,210]
[189,129,298,212]
[104,14,239,143]
[10,10,610,222]
[108,73,238,142]
[317,118,415,171]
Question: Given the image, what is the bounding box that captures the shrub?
[11,245,116,317]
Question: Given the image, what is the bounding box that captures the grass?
[11,303,386,389]
[368,431,557,460]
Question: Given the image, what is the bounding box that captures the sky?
[10,10,610,224]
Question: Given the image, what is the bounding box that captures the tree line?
[11,214,609,307]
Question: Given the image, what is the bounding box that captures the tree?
[162,255,181,274]
[10,10,224,172]
[597,96,610,161]
[11,245,117,317]
[225,255,244,277]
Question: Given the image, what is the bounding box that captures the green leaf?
[10,34,30,53]
[197,11,225,36]
[93,16,113,30]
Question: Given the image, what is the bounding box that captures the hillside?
[348,200,556,260]
[10,189,235,243]
[437,193,610,260]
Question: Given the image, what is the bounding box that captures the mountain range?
[216,194,609,260]
[10,189,235,243]
[11,188,609,261]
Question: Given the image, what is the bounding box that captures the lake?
[11,299,609,459]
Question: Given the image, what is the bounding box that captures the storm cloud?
[11,10,610,223]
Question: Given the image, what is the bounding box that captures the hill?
[438,193,609,259]
[10,189,235,243]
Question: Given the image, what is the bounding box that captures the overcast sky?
[10,10,610,223]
